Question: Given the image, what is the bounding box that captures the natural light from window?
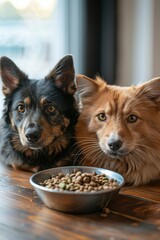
[0,0,68,115]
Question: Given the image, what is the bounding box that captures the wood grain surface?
[0,163,159,240]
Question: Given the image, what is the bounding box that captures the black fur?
[0,55,78,171]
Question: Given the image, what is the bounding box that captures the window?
[0,0,67,78]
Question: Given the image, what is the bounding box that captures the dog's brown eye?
[17,104,25,113]
[97,113,107,121]
[47,106,55,113]
[127,114,138,123]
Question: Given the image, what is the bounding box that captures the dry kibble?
[83,176,91,183]
[81,173,86,177]
[76,171,82,176]
[90,181,97,187]
[59,182,66,189]
[76,176,82,182]
[67,178,71,184]
[103,208,110,214]
[58,173,64,178]
[40,169,119,192]
[88,186,93,191]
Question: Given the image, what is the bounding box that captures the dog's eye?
[47,105,55,113]
[97,113,107,121]
[17,104,25,113]
[127,114,138,123]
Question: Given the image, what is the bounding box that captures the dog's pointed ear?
[138,77,160,103]
[0,56,27,96]
[76,74,105,98]
[46,55,76,95]
[76,74,97,97]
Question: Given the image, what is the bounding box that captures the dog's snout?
[25,124,41,143]
[108,139,122,151]
[107,133,123,151]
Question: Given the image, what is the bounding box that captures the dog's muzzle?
[25,123,41,144]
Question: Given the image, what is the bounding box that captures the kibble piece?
[88,186,93,191]
[46,183,52,188]
[75,171,82,176]
[90,181,97,187]
[83,176,91,183]
[112,182,119,187]
[65,185,70,190]
[103,186,109,190]
[76,176,82,181]
[59,182,66,189]
[58,173,64,178]
[67,178,71,184]
[103,208,110,214]
[81,173,86,177]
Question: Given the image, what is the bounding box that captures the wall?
[117,0,160,86]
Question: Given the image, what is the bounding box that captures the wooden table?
[0,163,159,240]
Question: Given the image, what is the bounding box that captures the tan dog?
[75,75,160,185]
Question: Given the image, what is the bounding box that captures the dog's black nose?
[108,139,122,151]
[25,126,41,143]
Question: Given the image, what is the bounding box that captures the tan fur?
[75,75,160,185]
[24,97,31,105]
[11,116,69,155]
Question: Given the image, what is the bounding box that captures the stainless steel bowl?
[30,166,125,213]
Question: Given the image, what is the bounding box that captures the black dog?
[0,55,78,171]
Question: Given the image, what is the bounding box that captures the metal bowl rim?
[30,166,125,196]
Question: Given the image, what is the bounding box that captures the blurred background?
[0,0,160,114]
